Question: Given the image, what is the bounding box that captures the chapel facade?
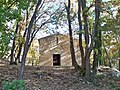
[38,34,81,66]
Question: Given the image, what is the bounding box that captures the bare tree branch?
[7,0,18,9]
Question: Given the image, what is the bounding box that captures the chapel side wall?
[73,39,81,65]
[58,35,72,66]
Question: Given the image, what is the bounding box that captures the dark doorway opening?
[53,54,60,66]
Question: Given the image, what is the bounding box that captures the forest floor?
[0,64,120,90]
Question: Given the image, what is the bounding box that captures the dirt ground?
[0,64,120,90]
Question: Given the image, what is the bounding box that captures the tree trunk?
[65,0,80,70]
[98,29,102,65]
[81,0,89,45]
[118,48,120,71]
[93,0,101,73]
[18,0,42,80]
[118,58,120,71]
[81,0,90,79]
[85,48,92,79]
[78,0,85,70]
[15,10,29,63]
[15,28,27,63]
[10,23,19,65]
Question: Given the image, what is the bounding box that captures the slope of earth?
[0,65,120,90]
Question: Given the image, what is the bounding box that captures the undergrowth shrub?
[115,87,120,90]
[3,80,26,90]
